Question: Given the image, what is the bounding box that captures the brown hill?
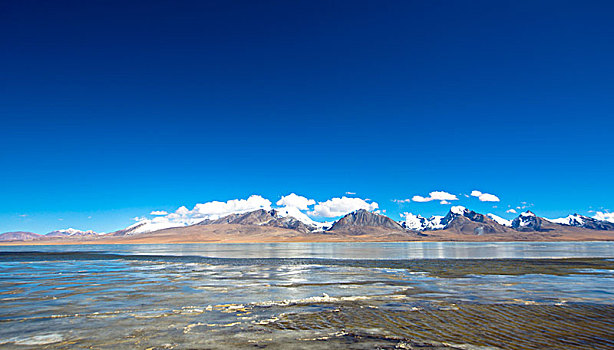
[0,231,43,242]
[330,209,405,233]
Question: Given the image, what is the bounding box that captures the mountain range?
[1,207,613,243]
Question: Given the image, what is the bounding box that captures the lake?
[1,242,613,349]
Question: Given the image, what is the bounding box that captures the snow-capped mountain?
[400,213,444,231]
[549,214,586,226]
[401,206,510,234]
[439,206,511,234]
[46,228,101,237]
[511,211,543,231]
[274,207,333,231]
[113,206,333,236]
[548,214,614,231]
[198,209,323,233]
[110,219,185,236]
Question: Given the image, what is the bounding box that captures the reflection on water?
[1,242,613,349]
[3,241,614,259]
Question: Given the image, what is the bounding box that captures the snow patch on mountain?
[450,206,467,215]
[487,214,511,227]
[46,228,101,236]
[549,214,585,226]
[275,207,333,231]
[121,219,186,235]
[400,212,445,231]
[511,211,541,231]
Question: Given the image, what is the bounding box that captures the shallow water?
[1,242,613,349]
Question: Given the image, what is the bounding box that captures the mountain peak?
[450,206,468,215]
[330,209,404,231]
[512,211,542,231]
[198,208,320,233]
[441,207,510,234]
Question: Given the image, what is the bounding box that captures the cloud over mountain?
[190,195,272,219]
[593,211,614,223]
[132,195,274,232]
[308,196,378,218]
[471,190,500,202]
[127,194,380,233]
[116,191,606,236]
[412,191,458,204]
[275,193,315,210]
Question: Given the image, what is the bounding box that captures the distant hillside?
[2,207,613,244]
[330,209,405,232]
[0,231,42,242]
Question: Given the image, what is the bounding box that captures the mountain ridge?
[3,208,614,242]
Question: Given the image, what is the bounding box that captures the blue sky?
[1,1,613,233]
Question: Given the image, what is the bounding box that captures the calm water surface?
[1,242,613,349]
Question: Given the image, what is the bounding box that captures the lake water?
[1,242,613,349]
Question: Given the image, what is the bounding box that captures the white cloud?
[276,193,315,210]
[345,191,356,195]
[506,209,517,214]
[150,210,168,215]
[471,190,500,202]
[430,191,458,201]
[440,200,451,205]
[308,196,378,217]
[392,199,411,203]
[593,211,614,223]
[189,195,272,220]
[478,193,500,202]
[411,191,458,203]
